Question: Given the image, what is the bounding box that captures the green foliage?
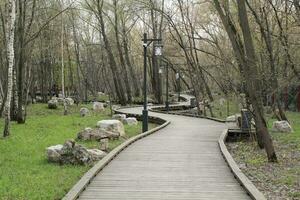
[0,104,152,200]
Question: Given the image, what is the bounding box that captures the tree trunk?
[16,0,26,123]
[121,19,140,97]
[3,0,16,137]
[61,8,67,115]
[113,0,132,103]
[237,0,277,162]
[95,0,127,105]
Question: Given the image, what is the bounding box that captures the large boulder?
[97,120,125,137]
[46,140,107,165]
[48,99,58,109]
[46,144,63,162]
[77,127,104,140]
[112,114,126,121]
[80,108,89,117]
[93,102,105,112]
[272,121,292,133]
[77,127,120,140]
[123,117,138,126]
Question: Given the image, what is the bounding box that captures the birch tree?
[3,0,16,137]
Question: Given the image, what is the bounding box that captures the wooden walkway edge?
[63,118,170,200]
[218,130,266,200]
[64,95,263,200]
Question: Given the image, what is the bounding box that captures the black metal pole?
[142,33,148,132]
[178,71,181,102]
[165,63,169,112]
[85,78,88,104]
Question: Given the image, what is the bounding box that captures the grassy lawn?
[0,104,155,200]
[227,111,300,199]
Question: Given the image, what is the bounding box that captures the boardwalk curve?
[77,97,251,200]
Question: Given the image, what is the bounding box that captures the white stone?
[77,127,105,141]
[272,121,292,133]
[93,102,105,112]
[87,149,107,161]
[46,144,63,162]
[48,99,58,109]
[112,114,126,121]
[65,97,74,106]
[123,117,138,126]
[97,120,125,136]
[80,108,89,117]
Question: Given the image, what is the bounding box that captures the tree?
[213,0,277,162]
[3,0,16,137]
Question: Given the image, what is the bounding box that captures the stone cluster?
[46,140,107,165]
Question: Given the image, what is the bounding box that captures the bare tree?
[3,0,16,137]
[213,0,277,162]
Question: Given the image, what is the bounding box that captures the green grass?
[0,104,155,200]
[267,112,300,143]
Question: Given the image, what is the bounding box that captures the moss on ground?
[0,104,155,200]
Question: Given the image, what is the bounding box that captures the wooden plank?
[76,105,251,200]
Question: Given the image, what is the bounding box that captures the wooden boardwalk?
[78,104,251,200]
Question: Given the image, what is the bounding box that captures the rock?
[112,114,126,121]
[65,97,74,106]
[123,117,138,126]
[36,96,43,103]
[80,108,89,117]
[97,120,125,137]
[99,138,109,151]
[87,149,107,161]
[46,144,63,162]
[77,127,106,141]
[46,140,106,165]
[56,97,65,105]
[102,130,120,139]
[98,92,105,96]
[272,121,292,133]
[59,140,93,165]
[112,105,120,110]
[93,102,105,112]
[48,99,58,109]
[77,127,120,140]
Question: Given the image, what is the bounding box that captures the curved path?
[78,97,250,200]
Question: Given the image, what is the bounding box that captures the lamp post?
[160,60,169,112]
[165,63,169,112]
[142,33,162,132]
[176,71,181,102]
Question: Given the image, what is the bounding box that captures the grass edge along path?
[227,111,300,199]
[0,104,155,200]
